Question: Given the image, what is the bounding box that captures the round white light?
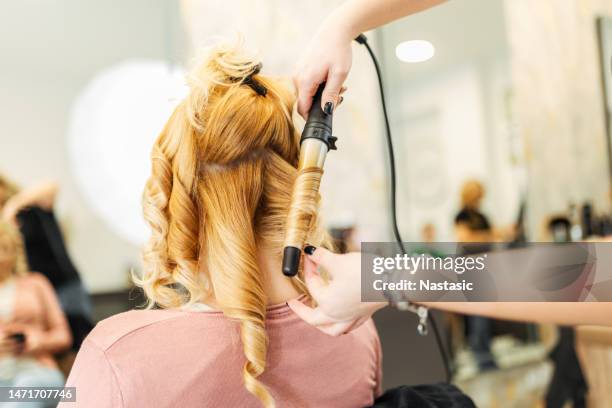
[395,40,435,63]
[67,60,188,246]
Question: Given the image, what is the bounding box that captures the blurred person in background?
[329,224,363,254]
[543,216,588,408]
[412,223,446,258]
[329,226,355,254]
[0,221,71,407]
[454,179,517,243]
[454,179,497,371]
[0,175,93,352]
[421,222,436,243]
[454,179,493,243]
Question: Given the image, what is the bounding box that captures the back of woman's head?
[136,40,328,407]
[460,179,485,209]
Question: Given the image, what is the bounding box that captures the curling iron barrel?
[282,85,337,277]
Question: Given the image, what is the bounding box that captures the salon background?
[2,0,612,407]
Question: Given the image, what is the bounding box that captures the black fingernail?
[339,96,344,104]
[304,245,317,255]
[323,102,333,115]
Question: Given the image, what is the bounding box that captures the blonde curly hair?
[0,174,20,209]
[0,221,29,278]
[134,40,329,407]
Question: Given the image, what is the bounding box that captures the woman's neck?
[257,248,301,305]
[196,248,302,310]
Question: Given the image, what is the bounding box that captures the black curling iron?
[282,84,337,277]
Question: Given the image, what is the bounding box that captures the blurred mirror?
[376,1,542,404]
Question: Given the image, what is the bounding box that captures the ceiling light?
[395,40,435,63]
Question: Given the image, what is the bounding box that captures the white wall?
[504,0,612,238]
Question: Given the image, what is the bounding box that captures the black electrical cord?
[355,34,452,383]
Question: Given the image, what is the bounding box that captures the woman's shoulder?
[85,309,189,352]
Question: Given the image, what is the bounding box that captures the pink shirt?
[61,301,382,408]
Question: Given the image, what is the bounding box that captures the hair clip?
[250,63,262,76]
[241,63,267,97]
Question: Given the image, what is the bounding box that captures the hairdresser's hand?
[294,19,353,118]
[288,247,387,336]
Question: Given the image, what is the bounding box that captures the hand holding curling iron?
[288,246,386,336]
